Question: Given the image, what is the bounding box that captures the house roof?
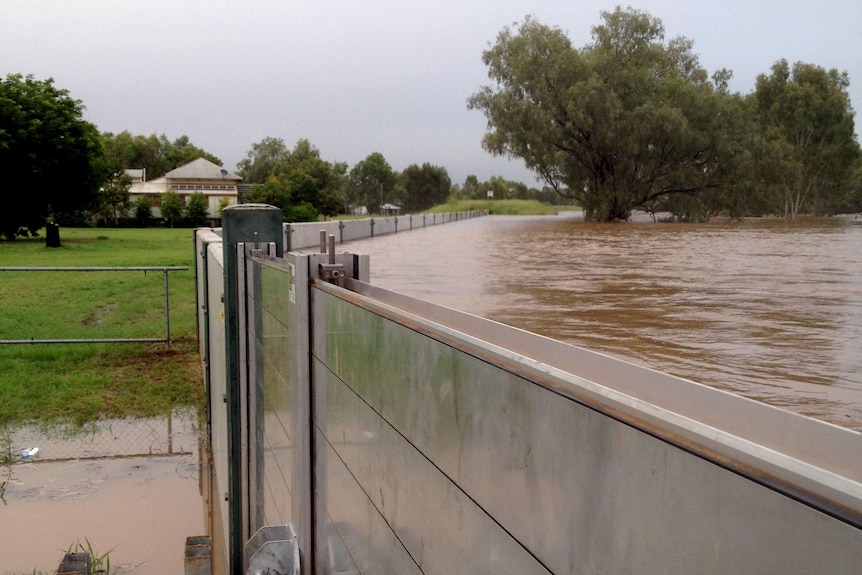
[124,168,146,181]
[164,158,242,181]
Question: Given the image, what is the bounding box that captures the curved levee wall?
[195,207,862,574]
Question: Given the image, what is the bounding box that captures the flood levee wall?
[196,205,862,575]
[284,211,486,251]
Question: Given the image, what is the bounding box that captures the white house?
[128,158,241,219]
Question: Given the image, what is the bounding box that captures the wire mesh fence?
[0,266,188,346]
[3,407,200,463]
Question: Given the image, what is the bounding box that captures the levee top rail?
[0,266,188,346]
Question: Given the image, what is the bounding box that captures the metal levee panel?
[371,216,398,236]
[310,280,862,575]
[252,254,314,568]
[204,241,230,571]
[338,220,373,243]
[285,221,341,251]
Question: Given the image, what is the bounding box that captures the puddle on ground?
[1,414,205,575]
[7,409,199,462]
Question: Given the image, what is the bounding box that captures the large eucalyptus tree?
[469,7,744,221]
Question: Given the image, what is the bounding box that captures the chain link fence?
[4,407,200,463]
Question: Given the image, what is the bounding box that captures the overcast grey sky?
[2,1,859,186]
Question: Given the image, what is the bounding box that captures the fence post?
[222,203,283,575]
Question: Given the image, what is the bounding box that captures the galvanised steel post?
[222,203,282,575]
[163,268,170,347]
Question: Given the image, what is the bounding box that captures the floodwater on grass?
[0,412,204,575]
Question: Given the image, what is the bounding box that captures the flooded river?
[343,213,862,431]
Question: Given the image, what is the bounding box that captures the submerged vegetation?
[469,7,861,221]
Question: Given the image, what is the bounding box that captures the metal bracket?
[318,231,345,285]
[248,232,276,259]
[245,524,299,575]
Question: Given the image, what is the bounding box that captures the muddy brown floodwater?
[1,415,203,574]
[343,213,862,431]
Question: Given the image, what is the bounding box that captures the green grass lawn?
[0,228,202,426]
[426,199,565,215]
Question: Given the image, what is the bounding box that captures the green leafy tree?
[468,8,744,221]
[400,163,452,212]
[185,192,209,226]
[236,136,290,184]
[217,197,230,217]
[462,175,480,199]
[238,138,345,218]
[0,74,105,239]
[244,177,292,208]
[852,164,862,214]
[319,161,349,217]
[243,175,320,221]
[751,60,860,218]
[101,131,221,180]
[160,189,185,227]
[348,152,396,214]
[133,196,153,226]
[283,202,320,222]
[98,171,132,226]
[163,135,222,174]
[476,176,513,201]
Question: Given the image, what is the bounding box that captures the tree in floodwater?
[751,60,860,218]
[468,8,744,221]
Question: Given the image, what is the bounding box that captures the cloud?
[2,0,859,185]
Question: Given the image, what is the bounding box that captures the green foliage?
[97,172,132,226]
[347,152,396,214]
[468,9,747,221]
[283,202,320,222]
[66,538,114,574]
[469,9,862,221]
[428,199,559,215]
[133,195,152,225]
[0,74,106,238]
[451,174,564,205]
[185,192,209,226]
[236,136,289,184]
[244,177,290,207]
[239,138,346,218]
[159,190,185,226]
[217,197,230,216]
[750,60,860,218]
[400,163,452,212]
[101,131,221,180]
